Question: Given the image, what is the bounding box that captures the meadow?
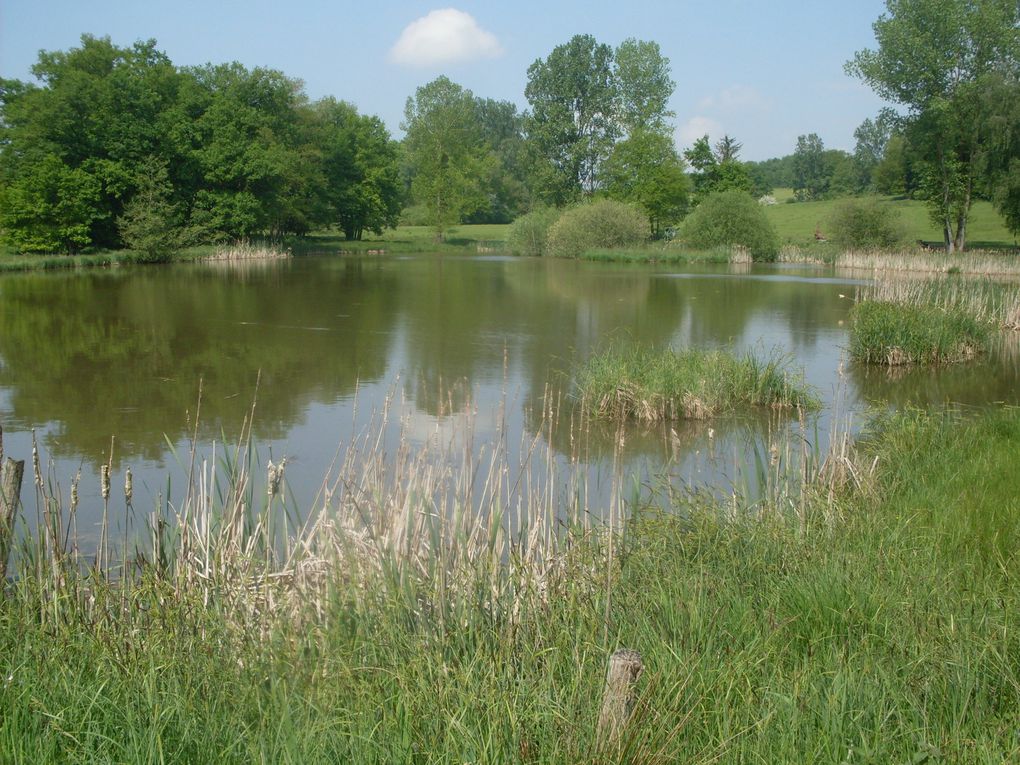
[764,189,1017,250]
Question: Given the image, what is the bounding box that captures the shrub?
[505,207,561,257]
[398,204,431,227]
[545,199,647,259]
[849,301,990,365]
[575,345,818,421]
[680,190,780,261]
[827,198,905,250]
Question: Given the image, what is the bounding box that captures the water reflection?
[0,255,1017,537]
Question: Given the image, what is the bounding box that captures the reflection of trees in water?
[0,257,875,472]
[0,259,399,465]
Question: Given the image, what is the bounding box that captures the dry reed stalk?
[836,249,1020,277]
[205,241,292,262]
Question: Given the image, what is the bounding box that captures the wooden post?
[0,457,25,582]
[597,648,643,747]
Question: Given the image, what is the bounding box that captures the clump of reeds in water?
[848,300,991,365]
[861,276,1020,332]
[205,240,292,261]
[574,345,819,421]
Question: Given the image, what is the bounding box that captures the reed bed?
[575,345,819,421]
[835,248,1020,276]
[861,276,1020,331]
[204,241,292,262]
[2,399,1020,761]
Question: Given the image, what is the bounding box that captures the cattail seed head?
[124,467,133,504]
[100,464,110,501]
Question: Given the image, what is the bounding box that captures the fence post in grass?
[597,648,643,748]
[0,457,25,583]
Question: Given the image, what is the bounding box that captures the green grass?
[574,345,818,420]
[3,405,1020,762]
[766,189,1017,250]
[849,300,992,365]
[579,245,738,264]
[289,224,509,255]
[0,225,511,272]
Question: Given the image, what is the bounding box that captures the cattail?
[267,460,281,499]
[31,430,42,489]
[124,467,133,505]
[100,464,110,501]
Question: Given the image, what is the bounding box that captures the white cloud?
[676,116,723,148]
[697,85,771,113]
[390,8,503,68]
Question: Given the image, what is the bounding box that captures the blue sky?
[0,0,893,161]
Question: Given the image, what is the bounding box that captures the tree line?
[0,36,403,255]
[2,0,1018,256]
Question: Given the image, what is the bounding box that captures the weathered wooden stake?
[597,648,644,747]
[0,457,25,583]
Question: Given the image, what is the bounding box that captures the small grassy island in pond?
[849,301,991,365]
[575,346,818,420]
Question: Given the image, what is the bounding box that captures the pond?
[1,254,1018,548]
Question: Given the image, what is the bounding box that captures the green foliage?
[613,38,675,134]
[505,207,560,256]
[574,344,817,420]
[848,0,1020,251]
[792,133,828,200]
[470,98,531,223]
[313,98,402,240]
[544,199,647,258]
[680,190,781,260]
[827,197,906,249]
[603,128,689,236]
[853,108,901,183]
[0,153,105,253]
[402,77,494,237]
[871,133,913,195]
[0,35,404,254]
[524,34,620,203]
[684,134,758,201]
[117,159,202,261]
[849,300,991,364]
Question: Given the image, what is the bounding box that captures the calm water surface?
[1,254,1018,544]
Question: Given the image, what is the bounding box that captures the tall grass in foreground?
[2,405,1020,762]
[574,346,819,421]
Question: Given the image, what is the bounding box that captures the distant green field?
[764,189,1017,249]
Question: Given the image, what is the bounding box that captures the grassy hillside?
[765,190,1017,249]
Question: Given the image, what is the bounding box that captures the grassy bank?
[579,245,750,265]
[0,225,510,273]
[574,346,818,420]
[765,190,1017,250]
[1,404,1018,762]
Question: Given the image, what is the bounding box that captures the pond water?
[1,254,1018,546]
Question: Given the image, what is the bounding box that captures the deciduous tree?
[848,0,1020,251]
[402,77,493,238]
[524,34,618,203]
